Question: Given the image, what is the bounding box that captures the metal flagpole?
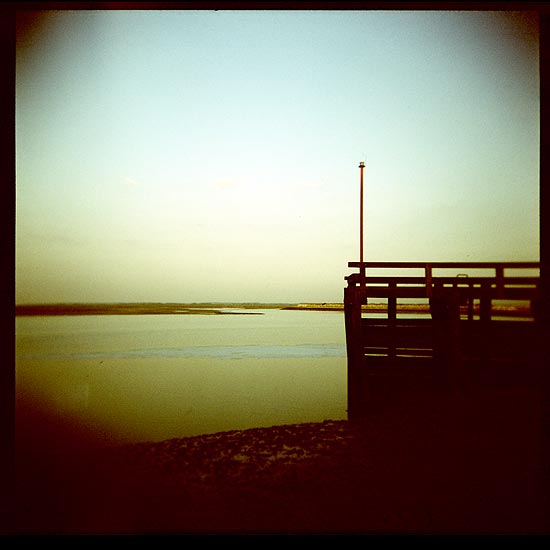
[359,161,365,285]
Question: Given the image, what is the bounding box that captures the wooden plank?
[362,318,538,353]
[357,285,538,300]
[357,276,538,285]
[361,320,432,329]
[349,261,540,269]
[362,345,433,356]
[362,355,439,370]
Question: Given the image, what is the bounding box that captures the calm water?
[15,309,348,444]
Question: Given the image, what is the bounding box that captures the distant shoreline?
[282,303,534,316]
[15,302,533,317]
[14,303,274,317]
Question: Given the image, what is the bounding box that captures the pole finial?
[359,161,365,168]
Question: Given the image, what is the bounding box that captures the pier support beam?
[344,284,366,419]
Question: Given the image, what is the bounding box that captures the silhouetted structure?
[344,261,541,417]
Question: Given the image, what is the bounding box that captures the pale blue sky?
[16,9,540,304]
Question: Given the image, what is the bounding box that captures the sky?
[15,9,540,304]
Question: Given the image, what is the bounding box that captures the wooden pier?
[344,261,542,417]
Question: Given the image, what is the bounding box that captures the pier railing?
[344,261,541,417]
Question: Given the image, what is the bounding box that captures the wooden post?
[388,283,397,360]
[430,282,461,390]
[425,264,433,298]
[344,284,365,418]
[495,266,504,299]
[468,283,474,321]
[480,282,492,323]
[447,285,463,394]
[479,281,492,366]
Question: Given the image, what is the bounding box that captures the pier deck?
[344,262,542,417]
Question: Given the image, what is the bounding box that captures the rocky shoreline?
[14,383,546,535]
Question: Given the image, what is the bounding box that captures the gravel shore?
[14,383,548,535]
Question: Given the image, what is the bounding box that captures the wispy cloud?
[124,176,142,187]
